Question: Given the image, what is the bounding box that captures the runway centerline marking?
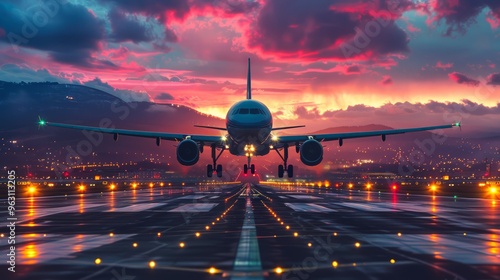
[231,186,263,280]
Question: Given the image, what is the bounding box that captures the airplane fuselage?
[226,99,273,156]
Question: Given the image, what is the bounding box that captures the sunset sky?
[1,0,499,132]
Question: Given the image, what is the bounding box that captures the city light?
[208,267,217,274]
[109,184,116,191]
[78,185,85,192]
[94,258,101,265]
[275,267,283,274]
[149,261,156,268]
[332,261,338,268]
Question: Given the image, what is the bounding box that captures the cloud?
[156,92,174,100]
[486,73,500,85]
[448,72,480,86]
[83,77,152,102]
[0,2,113,68]
[429,0,500,35]
[246,0,412,62]
[435,61,453,69]
[380,75,393,85]
[109,10,152,43]
[0,63,70,83]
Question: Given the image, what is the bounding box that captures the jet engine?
[176,139,200,166]
[299,139,323,166]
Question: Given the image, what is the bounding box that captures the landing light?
[271,135,278,141]
[490,186,497,195]
[221,135,227,142]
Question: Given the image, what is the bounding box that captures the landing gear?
[250,164,255,174]
[275,144,294,178]
[244,164,248,174]
[207,144,225,178]
[243,160,256,174]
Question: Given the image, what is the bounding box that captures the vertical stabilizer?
[246,58,251,99]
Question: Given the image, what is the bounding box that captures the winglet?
[246,58,251,100]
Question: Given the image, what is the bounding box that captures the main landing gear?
[275,144,294,178]
[207,144,225,178]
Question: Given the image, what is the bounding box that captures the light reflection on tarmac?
[0,183,498,280]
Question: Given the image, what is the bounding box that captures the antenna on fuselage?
[246,58,251,100]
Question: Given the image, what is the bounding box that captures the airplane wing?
[276,123,461,145]
[41,120,224,145]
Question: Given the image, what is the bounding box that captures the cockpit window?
[250,108,259,114]
[239,108,249,114]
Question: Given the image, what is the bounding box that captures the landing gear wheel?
[244,164,248,174]
[216,164,223,178]
[250,164,255,174]
[287,164,294,178]
[207,164,213,177]
[278,164,284,178]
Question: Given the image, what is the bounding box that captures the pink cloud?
[448,72,480,86]
[435,61,453,69]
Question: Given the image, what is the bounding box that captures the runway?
[1,183,499,280]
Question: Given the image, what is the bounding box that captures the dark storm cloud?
[99,0,190,20]
[486,73,500,85]
[0,2,114,68]
[448,72,480,86]
[109,9,152,43]
[247,0,411,61]
[101,0,259,21]
[431,0,500,35]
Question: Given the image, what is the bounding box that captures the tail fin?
[246,58,251,99]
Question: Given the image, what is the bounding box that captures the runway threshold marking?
[231,187,264,280]
[285,203,336,212]
[168,203,218,212]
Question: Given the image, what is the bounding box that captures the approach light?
[109,184,116,191]
[275,267,283,274]
[28,186,36,194]
[355,242,360,248]
[95,258,101,265]
[208,267,217,274]
[332,261,338,268]
[79,185,85,192]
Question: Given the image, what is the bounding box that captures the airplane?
[39,59,461,178]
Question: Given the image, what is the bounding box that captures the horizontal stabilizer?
[272,125,305,131]
[194,125,227,131]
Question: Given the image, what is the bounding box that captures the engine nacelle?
[176,139,200,166]
[300,139,323,166]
